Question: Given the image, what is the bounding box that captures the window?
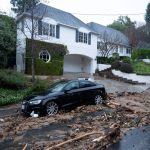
[42,22,49,35]
[116,45,118,53]
[39,21,56,37]
[64,81,79,91]
[126,48,131,54]
[50,24,55,37]
[119,46,123,53]
[79,81,95,88]
[84,33,88,43]
[78,32,88,43]
[39,50,51,63]
[79,32,83,42]
[76,30,91,44]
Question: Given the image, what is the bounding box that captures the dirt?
[0,89,150,150]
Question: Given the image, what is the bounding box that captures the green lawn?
[0,88,32,106]
[132,61,150,75]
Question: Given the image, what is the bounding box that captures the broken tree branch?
[45,131,103,150]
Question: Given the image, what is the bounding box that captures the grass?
[0,88,32,106]
[132,61,150,75]
[0,69,53,106]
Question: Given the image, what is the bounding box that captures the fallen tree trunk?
[45,123,120,150]
[45,131,103,150]
[92,123,120,149]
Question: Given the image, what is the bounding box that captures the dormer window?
[78,32,87,43]
[38,21,56,37]
[76,30,91,44]
[42,22,49,35]
[42,22,55,37]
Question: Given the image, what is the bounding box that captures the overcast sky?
[0,0,150,26]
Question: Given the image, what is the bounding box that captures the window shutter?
[56,25,60,39]
[76,30,79,42]
[88,33,91,45]
[38,20,42,35]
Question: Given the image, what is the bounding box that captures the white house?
[16,3,131,75]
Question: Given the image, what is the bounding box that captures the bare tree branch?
[97,31,122,57]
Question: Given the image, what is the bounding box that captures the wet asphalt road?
[107,126,150,150]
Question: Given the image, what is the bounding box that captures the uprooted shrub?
[111,61,133,73]
[111,61,121,70]
[119,63,133,73]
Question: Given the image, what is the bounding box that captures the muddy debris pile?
[0,90,150,150]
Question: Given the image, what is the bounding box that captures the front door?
[61,81,81,108]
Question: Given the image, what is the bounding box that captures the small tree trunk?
[31,6,35,82]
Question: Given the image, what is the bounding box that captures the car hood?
[24,91,61,101]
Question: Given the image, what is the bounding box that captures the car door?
[60,81,81,108]
[79,80,96,104]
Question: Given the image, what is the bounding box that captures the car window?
[48,81,68,92]
[79,80,95,88]
[64,81,79,91]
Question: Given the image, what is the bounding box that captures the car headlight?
[29,100,42,105]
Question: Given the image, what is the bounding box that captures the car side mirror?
[64,89,69,94]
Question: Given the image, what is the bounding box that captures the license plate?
[22,105,25,110]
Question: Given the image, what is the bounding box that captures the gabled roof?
[87,22,129,46]
[27,3,94,32]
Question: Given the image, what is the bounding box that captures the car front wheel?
[94,94,103,105]
[46,101,59,115]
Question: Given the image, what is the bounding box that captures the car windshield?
[48,81,68,92]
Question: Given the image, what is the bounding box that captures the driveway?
[96,77,150,93]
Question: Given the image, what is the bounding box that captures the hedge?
[132,48,150,60]
[97,56,115,64]
[26,58,63,75]
[25,39,67,75]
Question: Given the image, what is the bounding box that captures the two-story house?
[16,3,131,75]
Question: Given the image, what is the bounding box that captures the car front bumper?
[21,101,43,115]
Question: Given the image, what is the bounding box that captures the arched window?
[39,50,51,63]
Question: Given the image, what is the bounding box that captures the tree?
[145,3,150,36]
[11,0,47,82]
[107,20,127,33]
[108,16,136,48]
[10,0,40,15]
[97,31,122,58]
[145,3,150,25]
[0,15,16,68]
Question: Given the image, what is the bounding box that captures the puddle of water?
[107,125,150,150]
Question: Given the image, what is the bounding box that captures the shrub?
[132,48,150,60]
[120,63,133,73]
[0,88,31,106]
[112,52,120,60]
[0,70,27,90]
[31,79,50,93]
[121,56,131,64]
[97,57,115,64]
[111,61,121,70]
